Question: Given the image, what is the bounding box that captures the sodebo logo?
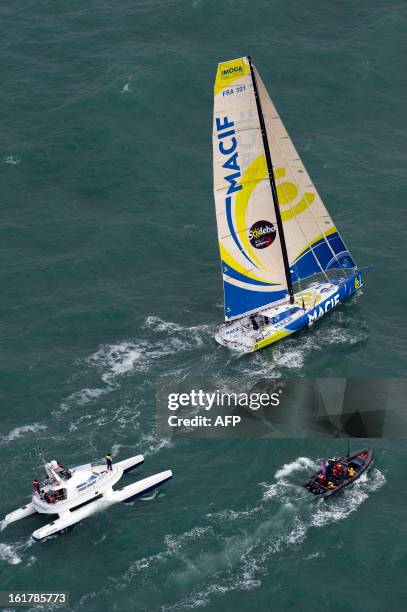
[249,225,275,240]
[248,220,276,249]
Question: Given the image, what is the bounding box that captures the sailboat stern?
[216,271,365,353]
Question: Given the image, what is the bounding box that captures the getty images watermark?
[166,389,283,429]
[157,378,404,438]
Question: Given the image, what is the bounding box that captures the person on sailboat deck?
[250,314,259,331]
[105,453,113,471]
[348,466,356,478]
[250,313,269,331]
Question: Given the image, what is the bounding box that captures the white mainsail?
[254,68,356,285]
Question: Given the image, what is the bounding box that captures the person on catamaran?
[32,478,40,494]
[348,466,356,478]
[105,453,113,471]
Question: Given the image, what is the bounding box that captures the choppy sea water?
[0,1,406,610]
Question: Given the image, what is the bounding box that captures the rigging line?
[256,74,342,270]
[251,81,327,285]
[248,56,294,304]
[266,126,336,273]
[250,69,329,284]
[272,167,328,284]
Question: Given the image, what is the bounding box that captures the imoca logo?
[221,64,244,79]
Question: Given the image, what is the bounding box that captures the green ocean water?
[0,1,406,610]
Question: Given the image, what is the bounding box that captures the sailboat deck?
[216,281,343,352]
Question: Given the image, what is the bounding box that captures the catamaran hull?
[115,454,144,474]
[113,470,173,503]
[4,502,37,525]
[215,271,364,353]
[31,470,173,541]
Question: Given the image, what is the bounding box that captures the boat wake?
[74,457,385,610]
[59,387,111,414]
[85,317,215,384]
[0,423,48,447]
[0,542,23,565]
[273,456,318,480]
[163,464,385,609]
[0,537,34,567]
[226,311,368,379]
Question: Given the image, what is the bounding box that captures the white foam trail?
[0,535,35,568]
[235,314,367,376]
[83,317,216,385]
[3,155,21,165]
[59,387,110,413]
[97,342,143,382]
[117,526,213,583]
[138,433,173,457]
[167,463,386,610]
[323,326,367,346]
[144,316,183,333]
[206,506,262,521]
[0,423,47,446]
[310,468,386,528]
[139,490,160,501]
[144,316,214,346]
[0,543,22,565]
[83,461,385,610]
[272,346,306,369]
[305,551,324,560]
[274,456,318,480]
[88,340,174,382]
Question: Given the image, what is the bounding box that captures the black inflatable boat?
[304,448,373,498]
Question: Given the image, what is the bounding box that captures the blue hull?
[251,270,366,352]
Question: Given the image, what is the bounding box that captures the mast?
[248,56,294,304]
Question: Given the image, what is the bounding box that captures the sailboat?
[212,56,367,353]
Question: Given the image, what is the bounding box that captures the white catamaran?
[212,56,367,353]
[3,453,172,541]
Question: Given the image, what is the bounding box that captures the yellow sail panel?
[213,57,289,320]
[254,67,356,281]
[214,57,251,97]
